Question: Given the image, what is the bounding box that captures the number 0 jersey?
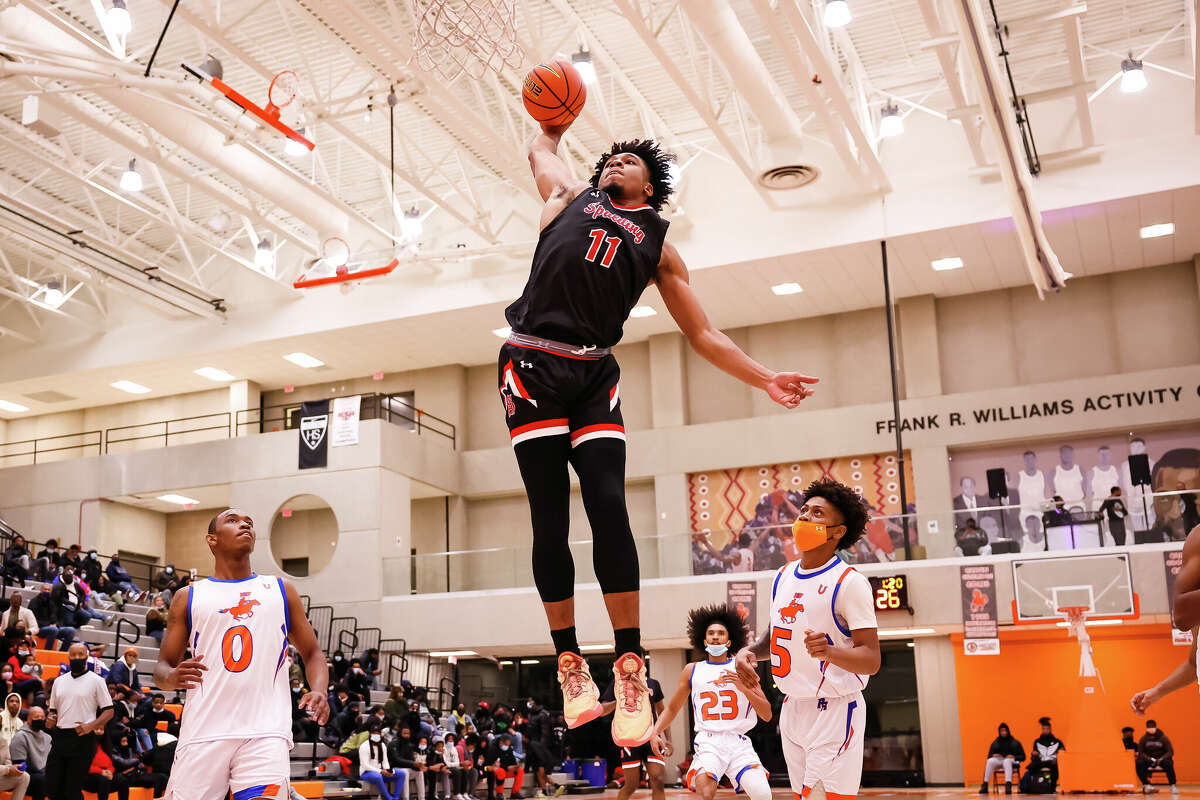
[177,574,292,747]
[691,658,756,735]
[505,188,669,349]
[769,556,877,699]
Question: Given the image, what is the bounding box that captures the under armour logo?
[520,361,533,369]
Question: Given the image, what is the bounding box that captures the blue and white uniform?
[686,657,766,794]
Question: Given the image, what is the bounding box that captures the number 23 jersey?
[691,658,757,735]
[769,556,877,699]
[178,574,292,746]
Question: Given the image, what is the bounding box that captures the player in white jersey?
[737,479,880,800]
[649,604,772,800]
[1131,522,1200,712]
[156,509,330,800]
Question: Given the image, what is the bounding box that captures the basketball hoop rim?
[1057,605,1090,623]
[1010,593,1141,626]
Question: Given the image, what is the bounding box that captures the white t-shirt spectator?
[49,670,112,729]
[0,608,38,636]
[359,738,392,774]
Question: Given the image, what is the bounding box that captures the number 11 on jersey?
[585,229,621,268]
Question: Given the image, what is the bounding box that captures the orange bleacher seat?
[84,791,154,800]
[164,703,183,720]
[156,720,168,731]
[291,781,325,799]
[35,649,70,670]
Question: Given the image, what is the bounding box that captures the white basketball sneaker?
[557,651,603,728]
[611,652,652,746]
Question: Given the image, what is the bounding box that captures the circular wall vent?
[758,164,820,190]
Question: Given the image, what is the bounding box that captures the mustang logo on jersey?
[582,202,645,243]
[218,592,260,620]
[779,593,805,623]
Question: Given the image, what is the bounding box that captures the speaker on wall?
[986,468,1008,499]
[1128,453,1151,486]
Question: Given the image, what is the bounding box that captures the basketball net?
[410,0,524,82]
[1059,606,1100,681]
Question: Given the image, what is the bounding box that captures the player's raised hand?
[170,655,207,689]
[1130,688,1157,716]
[715,668,754,692]
[804,630,830,660]
[765,372,819,409]
[734,648,761,687]
[299,688,331,725]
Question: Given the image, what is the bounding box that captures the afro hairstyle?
[589,139,676,212]
[686,603,749,655]
[801,478,872,550]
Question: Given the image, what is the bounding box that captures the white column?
[898,295,943,398]
[911,445,954,559]
[229,380,261,436]
[380,469,413,596]
[913,636,966,784]
[649,333,691,577]
[648,332,688,428]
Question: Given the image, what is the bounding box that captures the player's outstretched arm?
[1171,525,1200,630]
[283,578,331,725]
[153,587,207,691]
[1130,631,1197,715]
[649,664,694,757]
[656,243,818,409]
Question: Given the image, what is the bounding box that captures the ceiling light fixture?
[579,644,612,652]
[194,367,235,382]
[771,282,804,295]
[111,380,151,394]
[157,494,199,506]
[572,49,597,85]
[878,103,904,138]
[364,96,374,124]
[286,128,308,157]
[824,0,852,28]
[931,257,964,271]
[107,0,132,35]
[492,326,512,338]
[430,650,477,658]
[205,210,232,233]
[519,659,540,665]
[254,237,275,271]
[877,627,936,638]
[1139,222,1174,239]
[0,400,29,413]
[666,161,683,190]
[498,660,513,666]
[119,157,142,192]
[40,281,65,309]
[629,305,657,318]
[1120,56,1147,93]
[401,206,423,240]
[283,352,325,368]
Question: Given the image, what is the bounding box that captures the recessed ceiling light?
[492,326,512,338]
[877,627,936,637]
[429,650,477,657]
[157,494,199,506]
[579,644,612,652]
[629,306,657,318]
[111,380,151,394]
[771,282,804,295]
[283,352,324,368]
[498,660,513,666]
[931,257,964,271]
[519,659,540,665]
[194,367,235,382]
[1139,222,1174,239]
[0,400,29,413]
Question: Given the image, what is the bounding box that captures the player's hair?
[589,139,675,211]
[1038,716,1051,726]
[686,603,749,655]
[801,478,871,550]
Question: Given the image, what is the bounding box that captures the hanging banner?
[1163,550,1193,645]
[298,399,330,469]
[330,395,361,447]
[960,564,1000,655]
[726,580,758,643]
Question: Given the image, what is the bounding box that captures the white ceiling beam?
[1000,3,1086,36]
[916,0,987,168]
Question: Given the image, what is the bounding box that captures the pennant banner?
[298,399,330,469]
[331,395,361,447]
[960,564,1000,655]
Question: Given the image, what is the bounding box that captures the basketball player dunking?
[156,509,330,800]
[507,122,818,746]
[736,479,880,800]
[649,604,773,800]
[1131,522,1200,713]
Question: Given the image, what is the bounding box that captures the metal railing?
[234,391,456,447]
[0,430,102,465]
[112,617,142,660]
[104,412,232,453]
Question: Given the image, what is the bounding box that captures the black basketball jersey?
[505,188,669,348]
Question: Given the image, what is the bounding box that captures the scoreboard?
[868,574,910,611]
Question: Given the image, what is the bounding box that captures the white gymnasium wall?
[97,502,165,562]
[164,507,221,571]
[269,505,339,575]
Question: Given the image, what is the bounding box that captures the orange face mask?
[791,519,830,552]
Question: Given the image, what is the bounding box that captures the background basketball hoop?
[264,70,299,120]
[1057,605,1099,681]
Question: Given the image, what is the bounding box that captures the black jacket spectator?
[345,661,372,700]
[388,729,422,771]
[29,587,59,627]
[330,651,350,683]
[987,730,1025,761]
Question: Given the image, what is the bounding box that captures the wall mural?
[689,452,916,573]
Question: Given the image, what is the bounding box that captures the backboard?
[1011,553,1137,623]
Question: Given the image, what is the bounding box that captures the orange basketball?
[522,59,587,126]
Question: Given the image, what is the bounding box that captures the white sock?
[740,769,772,800]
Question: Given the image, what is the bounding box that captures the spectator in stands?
[331,649,351,684]
[33,539,61,581]
[474,702,493,736]
[61,545,82,573]
[331,701,362,748]
[47,642,114,800]
[1122,727,1137,751]
[385,685,407,723]
[1099,488,1129,546]
[52,565,93,629]
[1,592,37,636]
[1028,717,1065,790]
[133,694,176,751]
[0,723,31,800]
[978,722,1024,795]
[4,535,32,586]
[483,733,522,800]
[76,576,114,625]
[3,634,44,703]
[427,736,452,800]
[404,700,433,741]
[450,703,473,735]
[1042,497,1073,529]
[105,554,141,600]
[329,686,351,719]
[83,731,130,799]
[390,725,427,800]
[10,705,50,800]
[549,713,567,764]
[1136,719,1176,794]
[347,659,373,702]
[519,698,554,797]
[955,518,991,557]
[151,565,179,602]
[110,728,168,797]
[463,736,483,800]
[145,595,167,645]
[108,647,141,696]
[362,648,383,687]
[29,582,73,651]
[290,678,318,743]
[361,718,405,800]
[444,731,468,800]
[0,692,23,745]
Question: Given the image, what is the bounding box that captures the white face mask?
[705,643,729,657]
[371,734,382,743]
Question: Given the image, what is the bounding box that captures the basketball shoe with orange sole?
[611,652,653,746]
[557,652,603,728]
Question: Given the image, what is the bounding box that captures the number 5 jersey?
[178,574,293,746]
